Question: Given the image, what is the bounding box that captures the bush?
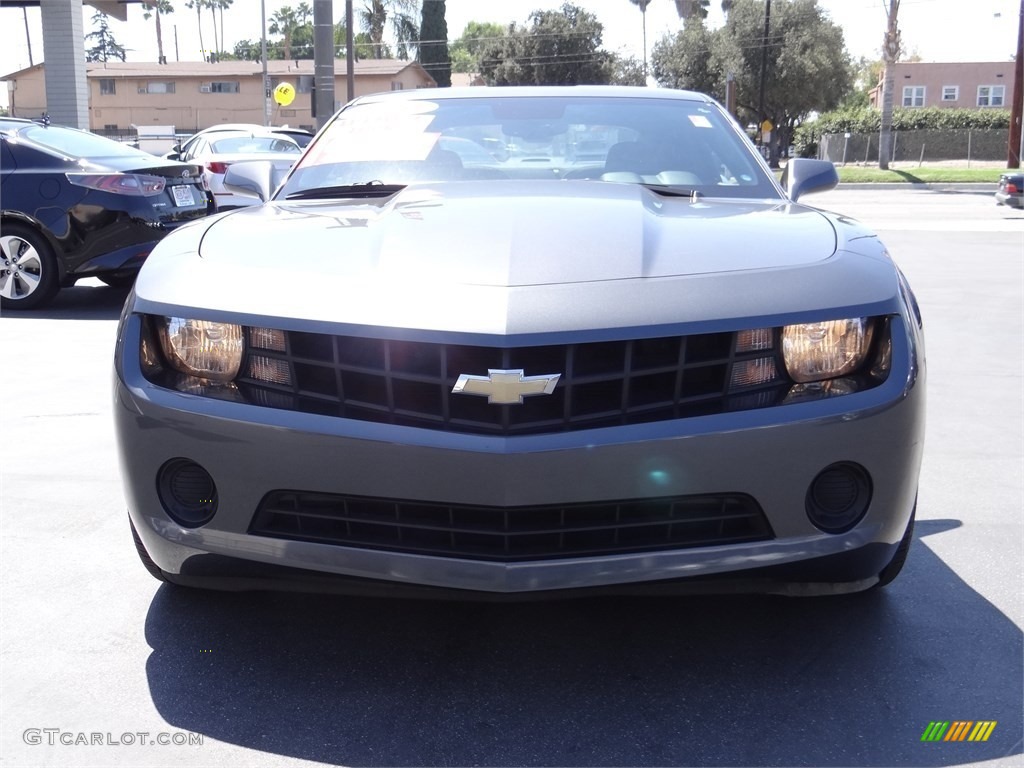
[794,106,1011,157]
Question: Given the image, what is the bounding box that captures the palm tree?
[674,0,710,20]
[359,0,419,60]
[215,0,233,53]
[270,5,301,60]
[204,0,219,59]
[878,0,901,170]
[184,0,205,61]
[142,1,174,64]
[627,0,652,78]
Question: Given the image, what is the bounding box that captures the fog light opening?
[805,462,872,534]
[157,458,218,527]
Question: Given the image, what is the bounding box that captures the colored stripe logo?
[921,721,997,742]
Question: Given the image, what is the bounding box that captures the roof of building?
[2,59,434,82]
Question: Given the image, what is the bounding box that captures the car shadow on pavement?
[143,518,1022,767]
[0,282,130,321]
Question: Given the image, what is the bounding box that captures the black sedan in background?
[0,118,214,309]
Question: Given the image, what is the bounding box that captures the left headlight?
[157,317,243,382]
[782,318,874,383]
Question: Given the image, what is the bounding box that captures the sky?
[0,0,1018,108]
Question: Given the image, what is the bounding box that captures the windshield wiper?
[641,183,703,201]
[285,181,407,200]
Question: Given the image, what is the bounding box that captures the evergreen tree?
[85,11,127,62]
[419,0,451,86]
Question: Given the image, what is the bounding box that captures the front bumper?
[114,312,925,596]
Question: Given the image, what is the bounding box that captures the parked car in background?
[0,117,213,310]
[116,87,925,598]
[995,172,1023,208]
[166,123,315,159]
[174,129,301,210]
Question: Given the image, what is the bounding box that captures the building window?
[941,86,958,102]
[902,86,925,107]
[139,81,176,94]
[209,81,239,94]
[296,75,313,94]
[104,124,118,131]
[978,85,1005,107]
[391,81,404,91]
[99,78,116,95]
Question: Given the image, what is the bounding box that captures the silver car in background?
[173,128,301,210]
[114,87,925,598]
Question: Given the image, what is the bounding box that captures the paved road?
[1,188,1021,767]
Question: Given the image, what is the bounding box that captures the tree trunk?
[196,5,205,62]
[155,9,165,64]
[878,0,900,170]
[210,6,219,58]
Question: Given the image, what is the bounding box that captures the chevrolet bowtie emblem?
[452,369,561,405]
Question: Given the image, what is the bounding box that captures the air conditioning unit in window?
[137,87,147,94]
[200,85,212,93]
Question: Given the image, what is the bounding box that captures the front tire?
[0,223,60,310]
[875,503,916,588]
[130,518,169,584]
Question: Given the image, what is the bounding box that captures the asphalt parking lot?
[1,187,1021,768]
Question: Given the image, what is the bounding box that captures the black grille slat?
[237,330,788,436]
[251,491,773,561]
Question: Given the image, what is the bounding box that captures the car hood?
[136,181,898,335]
[202,181,836,284]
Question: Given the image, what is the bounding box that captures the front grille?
[235,329,787,435]
[250,491,773,561]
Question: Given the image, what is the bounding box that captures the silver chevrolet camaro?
[113,86,925,598]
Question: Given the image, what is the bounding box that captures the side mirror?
[781,158,839,202]
[223,160,279,203]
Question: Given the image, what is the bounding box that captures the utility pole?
[261,0,270,126]
[346,0,355,102]
[174,25,179,61]
[313,0,335,129]
[757,0,772,162]
[1009,0,1023,168]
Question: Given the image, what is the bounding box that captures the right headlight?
[156,317,244,382]
[782,318,873,383]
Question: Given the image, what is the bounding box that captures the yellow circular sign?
[273,83,296,107]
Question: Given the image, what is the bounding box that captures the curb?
[834,183,994,193]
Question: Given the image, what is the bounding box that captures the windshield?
[210,136,300,154]
[20,124,152,160]
[278,94,780,200]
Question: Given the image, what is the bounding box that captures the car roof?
[351,85,714,106]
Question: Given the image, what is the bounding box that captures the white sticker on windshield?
[689,115,713,128]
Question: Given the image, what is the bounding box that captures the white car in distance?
[176,129,302,210]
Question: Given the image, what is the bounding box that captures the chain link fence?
[819,129,1008,165]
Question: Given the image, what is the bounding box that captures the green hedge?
[794,107,1012,157]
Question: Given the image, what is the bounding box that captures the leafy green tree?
[478,3,614,86]
[611,55,646,86]
[142,1,174,64]
[419,0,451,86]
[85,11,127,62]
[232,38,263,61]
[653,0,853,166]
[651,18,716,92]
[449,21,505,73]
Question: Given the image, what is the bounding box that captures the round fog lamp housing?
[805,462,872,533]
[157,458,218,527]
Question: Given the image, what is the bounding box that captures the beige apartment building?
[2,59,436,132]
[868,61,1013,110]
